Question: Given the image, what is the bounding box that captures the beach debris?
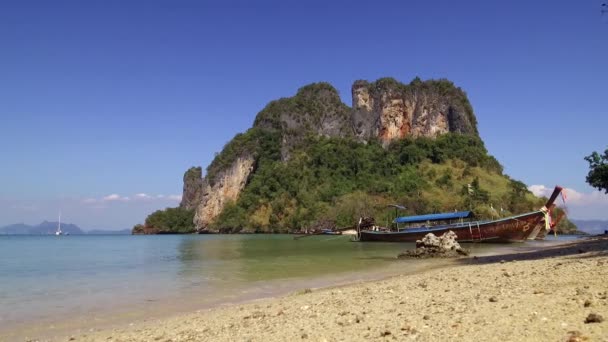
[584,313,604,323]
[243,311,266,320]
[566,330,587,342]
[398,231,469,258]
[298,288,312,295]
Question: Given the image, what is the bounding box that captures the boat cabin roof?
[394,211,473,224]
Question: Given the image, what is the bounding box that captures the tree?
[584,147,608,193]
[144,207,195,233]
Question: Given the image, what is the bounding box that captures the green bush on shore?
[141,207,196,234]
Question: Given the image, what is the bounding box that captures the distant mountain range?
[570,219,608,235]
[0,222,131,235]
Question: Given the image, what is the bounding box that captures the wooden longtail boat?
[356,186,563,243]
[528,205,564,240]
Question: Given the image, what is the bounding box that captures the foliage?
[206,128,281,186]
[252,82,351,133]
[210,133,538,232]
[584,147,608,193]
[143,207,195,233]
[194,78,549,232]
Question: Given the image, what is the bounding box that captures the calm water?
[0,235,415,335]
[0,234,578,339]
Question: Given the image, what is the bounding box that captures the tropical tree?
[584,147,608,193]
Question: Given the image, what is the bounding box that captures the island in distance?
[0,222,131,235]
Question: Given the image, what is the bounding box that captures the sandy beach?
[25,236,608,341]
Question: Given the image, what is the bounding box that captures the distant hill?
[0,221,84,235]
[0,223,134,235]
[570,219,608,235]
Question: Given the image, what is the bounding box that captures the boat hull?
[358,211,545,243]
[535,227,550,240]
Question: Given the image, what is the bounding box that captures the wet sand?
[19,237,608,341]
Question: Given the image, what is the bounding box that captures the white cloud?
[528,185,607,206]
[528,184,552,198]
[1,195,188,230]
[102,194,128,202]
[81,193,181,204]
[528,185,608,219]
[167,195,182,201]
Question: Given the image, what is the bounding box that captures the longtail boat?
[355,186,563,243]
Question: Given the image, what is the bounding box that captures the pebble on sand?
[584,313,604,324]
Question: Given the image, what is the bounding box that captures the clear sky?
[1,0,607,229]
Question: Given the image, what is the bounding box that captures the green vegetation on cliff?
[139,77,577,234]
[206,128,281,186]
[133,207,195,234]
[253,82,351,133]
[210,133,548,232]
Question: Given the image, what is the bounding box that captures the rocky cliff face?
[254,83,353,160]
[180,167,203,210]
[352,78,477,145]
[193,155,255,231]
[180,77,480,231]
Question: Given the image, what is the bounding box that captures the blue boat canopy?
[394,211,473,224]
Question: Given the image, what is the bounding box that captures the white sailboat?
[55,212,63,236]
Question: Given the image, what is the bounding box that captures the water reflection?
[176,235,411,286]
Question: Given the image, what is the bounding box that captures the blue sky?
[1,0,607,229]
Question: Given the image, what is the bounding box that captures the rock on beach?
[398,231,470,258]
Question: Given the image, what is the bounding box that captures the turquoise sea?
[0,234,577,340]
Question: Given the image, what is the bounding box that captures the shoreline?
[7,236,608,341]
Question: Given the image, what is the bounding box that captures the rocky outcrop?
[180,167,203,210]
[177,77,481,230]
[352,78,477,145]
[253,83,353,160]
[132,224,161,235]
[398,231,469,258]
[194,155,255,231]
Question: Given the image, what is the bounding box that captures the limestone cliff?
[180,167,203,210]
[193,155,255,232]
[179,77,481,231]
[253,83,353,160]
[352,78,477,145]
